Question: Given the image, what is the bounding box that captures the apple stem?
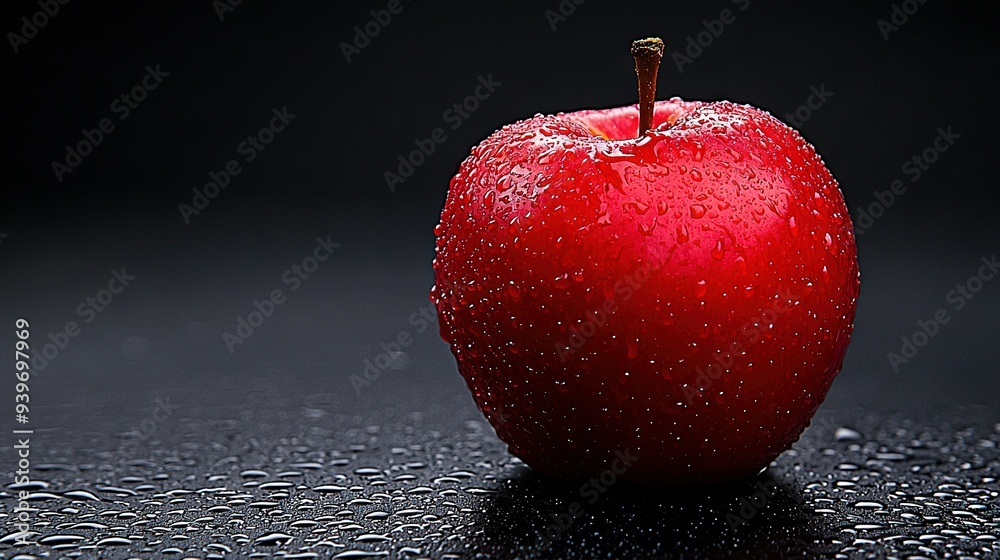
[631,37,664,138]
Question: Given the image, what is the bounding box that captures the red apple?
[431,38,859,483]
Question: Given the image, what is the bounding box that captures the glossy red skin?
[432,98,859,483]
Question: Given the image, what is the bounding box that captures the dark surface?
[1,385,998,559]
[2,1,1000,558]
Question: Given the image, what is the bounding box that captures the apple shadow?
[466,467,836,560]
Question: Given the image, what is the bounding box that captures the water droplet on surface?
[240,470,268,479]
[853,501,886,510]
[254,532,294,546]
[334,551,389,559]
[355,533,392,542]
[835,427,862,441]
[39,534,86,546]
[96,537,132,546]
[63,490,101,502]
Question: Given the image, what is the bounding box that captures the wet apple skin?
[432,98,859,483]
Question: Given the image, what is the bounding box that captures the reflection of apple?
[431,38,859,483]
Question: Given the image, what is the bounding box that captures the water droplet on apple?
[692,142,704,162]
[621,200,649,214]
[483,190,495,209]
[689,204,706,219]
[711,240,725,260]
[690,169,703,182]
[638,221,656,236]
[803,281,815,296]
[676,224,689,244]
[654,140,675,163]
[694,280,708,298]
[656,200,669,215]
[496,176,511,193]
[787,216,799,237]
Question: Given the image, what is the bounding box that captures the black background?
[2,2,999,558]
[2,0,998,470]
